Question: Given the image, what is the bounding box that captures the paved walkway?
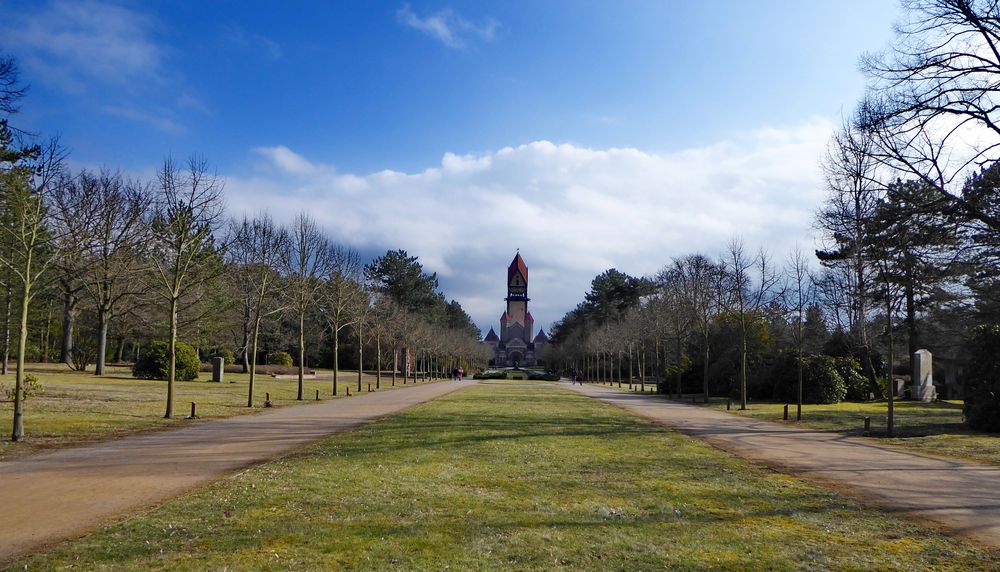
[0,379,471,565]
[566,381,1000,549]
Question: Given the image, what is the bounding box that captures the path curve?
[0,379,472,565]
[565,381,1000,549]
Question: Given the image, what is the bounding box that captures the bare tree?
[284,213,332,400]
[150,156,225,418]
[785,245,815,421]
[859,0,1000,231]
[54,170,150,375]
[320,245,362,396]
[720,237,781,410]
[229,213,289,407]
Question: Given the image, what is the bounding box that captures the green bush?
[835,357,870,401]
[210,347,235,365]
[268,351,294,367]
[133,340,200,381]
[773,353,847,404]
[964,324,1000,432]
[473,371,506,380]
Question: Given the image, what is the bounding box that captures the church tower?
[486,251,542,367]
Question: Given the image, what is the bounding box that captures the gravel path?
[566,381,1000,549]
[0,379,471,564]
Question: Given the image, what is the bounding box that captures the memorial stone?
[212,357,225,383]
[912,349,936,402]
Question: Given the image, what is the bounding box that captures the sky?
[0,0,902,334]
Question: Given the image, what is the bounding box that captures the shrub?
[210,348,235,365]
[133,340,200,381]
[964,324,1000,432]
[268,351,294,367]
[835,357,870,401]
[2,374,43,402]
[773,353,846,404]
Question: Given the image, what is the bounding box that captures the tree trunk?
[376,334,381,389]
[332,329,339,396]
[248,315,261,408]
[2,283,10,376]
[11,275,30,441]
[60,286,77,365]
[297,310,305,401]
[95,306,109,376]
[392,347,397,386]
[165,297,178,418]
[886,284,895,437]
[114,337,125,363]
[702,332,710,403]
[740,323,748,410]
[357,322,363,392]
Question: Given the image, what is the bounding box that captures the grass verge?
[681,394,1000,466]
[0,363,432,461]
[10,381,997,570]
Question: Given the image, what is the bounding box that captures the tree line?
[0,55,489,441]
[547,0,1000,431]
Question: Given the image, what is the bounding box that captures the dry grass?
[0,362,429,461]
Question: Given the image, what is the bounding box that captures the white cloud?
[396,4,499,49]
[226,119,834,333]
[222,24,283,61]
[2,0,163,90]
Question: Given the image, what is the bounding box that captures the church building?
[483,252,548,367]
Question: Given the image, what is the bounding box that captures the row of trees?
[548,0,1000,431]
[0,54,488,441]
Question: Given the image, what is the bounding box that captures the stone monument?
[212,357,225,383]
[912,349,936,402]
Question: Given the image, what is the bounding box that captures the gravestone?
[212,357,225,383]
[912,349,936,402]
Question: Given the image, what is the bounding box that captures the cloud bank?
[396,4,499,49]
[227,119,833,334]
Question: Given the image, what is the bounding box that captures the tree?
[321,245,362,396]
[859,0,1000,233]
[284,213,332,400]
[53,169,150,375]
[785,246,815,421]
[668,254,722,402]
[365,249,443,318]
[720,237,780,410]
[150,156,225,419]
[0,139,66,440]
[816,121,885,396]
[229,213,289,407]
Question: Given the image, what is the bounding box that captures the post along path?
[566,381,1000,549]
[0,379,470,564]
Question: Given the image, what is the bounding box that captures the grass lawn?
[10,381,997,570]
[684,394,1000,466]
[0,363,430,462]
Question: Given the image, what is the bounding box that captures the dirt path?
[566,381,1000,549]
[0,379,472,564]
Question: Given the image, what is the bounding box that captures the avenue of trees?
[0,54,488,440]
[548,0,1000,431]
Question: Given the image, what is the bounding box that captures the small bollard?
[346,386,351,396]
[726,399,731,411]
[264,392,273,408]
[187,402,198,419]
[863,416,871,436]
[368,383,372,392]
[783,404,789,421]
[315,389,320,401]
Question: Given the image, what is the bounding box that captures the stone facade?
[484,252,548,367]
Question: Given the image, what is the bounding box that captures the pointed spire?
[508,252,528,284]
[532,328,548,343]
[484,327,500,342]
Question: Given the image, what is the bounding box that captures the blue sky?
[1,0,900,333]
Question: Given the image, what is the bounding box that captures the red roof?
[500,311,509,322]
[484,327,499,342]
[508,252,528,284]
[525,311,534,323]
